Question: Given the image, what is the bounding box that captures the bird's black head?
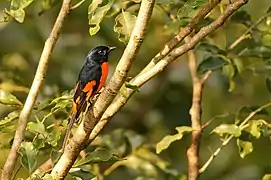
[86,45,116,64]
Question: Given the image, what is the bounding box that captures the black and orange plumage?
[62,45,116,150]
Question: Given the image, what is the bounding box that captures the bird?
[62,45,116,150]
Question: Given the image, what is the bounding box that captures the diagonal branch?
[50,0,155,179]
[1,1,72,179]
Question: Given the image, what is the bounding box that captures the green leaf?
[68,168,96,180]
[0,89,23,106]
[74,149,120,167]
[27,121,47,136]
[114,11,137,44]
[237,139,253,158]
[212,124,241,137]
[156,126,192,154]
[88,0,115,36]
[0,111,19,126]
[4,0,34,23]
[11,0,34,9]
[244,120,262,139]
[46,129,61,147]
[18,142,38,174]
[197,42,226,55]
[33,137,46,149]
[197,56,229,75]
[223,62,238,92]
[4,8,25,23]
[231,10,252,27]
[50,149,62,165]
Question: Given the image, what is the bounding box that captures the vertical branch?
[186,37,211,180]
[1,1,72,179]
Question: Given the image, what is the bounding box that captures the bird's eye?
[98,50,105,55]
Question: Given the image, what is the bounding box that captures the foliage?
[1,0,271,179]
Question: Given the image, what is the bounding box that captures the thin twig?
[201,112,230,129]
[50,0,155,179]
[228,11,271,50]
[199,102,271,173]
[1,0,72,179]
[70,0,86,10]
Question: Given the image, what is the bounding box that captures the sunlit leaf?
[197,56,229,75]
[74,149,120,167]
[237,139,253,158]
[244,120,263,139]
[88,0,115,36]
[18,142,38,174]
[114,11,137,44]
[156,126,192,154]
[0,89,22,106]
[263,174,271,180]
[33,137,46,149]
[5,0,34,23]
[212,124,241,137]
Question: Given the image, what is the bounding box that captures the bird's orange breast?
[97,62,109,92]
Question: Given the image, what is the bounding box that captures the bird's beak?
[108,46,116,52]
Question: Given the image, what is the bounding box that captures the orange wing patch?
[82,80,96,93]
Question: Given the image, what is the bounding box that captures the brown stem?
[50,0,155,179]
[186,36,211,180]
[1,1,72,179]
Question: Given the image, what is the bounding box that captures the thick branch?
[1,1,72,179]
[50,0,155,179]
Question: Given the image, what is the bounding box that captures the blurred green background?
[1,0,271,179]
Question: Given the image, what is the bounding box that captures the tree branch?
[186,35,208,180]
[1,1,72,179]
[50,0,155,179]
